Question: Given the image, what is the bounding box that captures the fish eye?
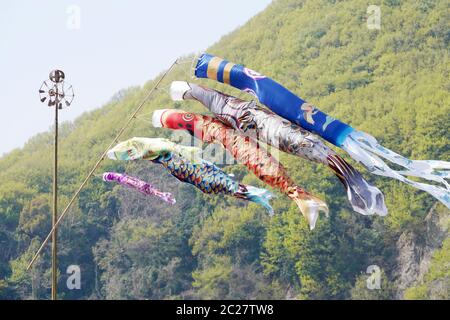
[182,113,194,122]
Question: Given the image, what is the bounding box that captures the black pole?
[52,87,58,300]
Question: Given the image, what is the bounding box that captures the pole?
[27,59,178,271]
[52,88,59,300]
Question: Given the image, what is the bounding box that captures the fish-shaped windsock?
[169,81,387,217]
[152,109,329,229]
[103,171,176,204]
[107,138,274,214]
[106,137,201,162]
[193,53,450,209]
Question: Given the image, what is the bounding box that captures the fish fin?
[288,187,329,230]
[327,154,387,216]
[237,185,274,215]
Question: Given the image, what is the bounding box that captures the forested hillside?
[0,0,449,299]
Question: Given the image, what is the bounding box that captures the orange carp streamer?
[153,109,328,229]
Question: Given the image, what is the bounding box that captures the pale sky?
[0,0,272,155]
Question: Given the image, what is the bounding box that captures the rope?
[133,115,154,125]
[132,59,194,124]
[26,59,179,271]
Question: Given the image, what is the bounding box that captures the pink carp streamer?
[102,171,176,205]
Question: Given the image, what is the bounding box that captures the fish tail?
[288,187,329,230]
[342,131,450,209]
[155,191,177,205]
[327,154,388,216]
[237,184,274,215]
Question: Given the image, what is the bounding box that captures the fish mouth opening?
[152,109,170,128]
[170,81,191,101]
[106,150,117,160]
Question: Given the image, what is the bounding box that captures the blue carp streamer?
[107,137,274,214]
[194,53,450,208]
